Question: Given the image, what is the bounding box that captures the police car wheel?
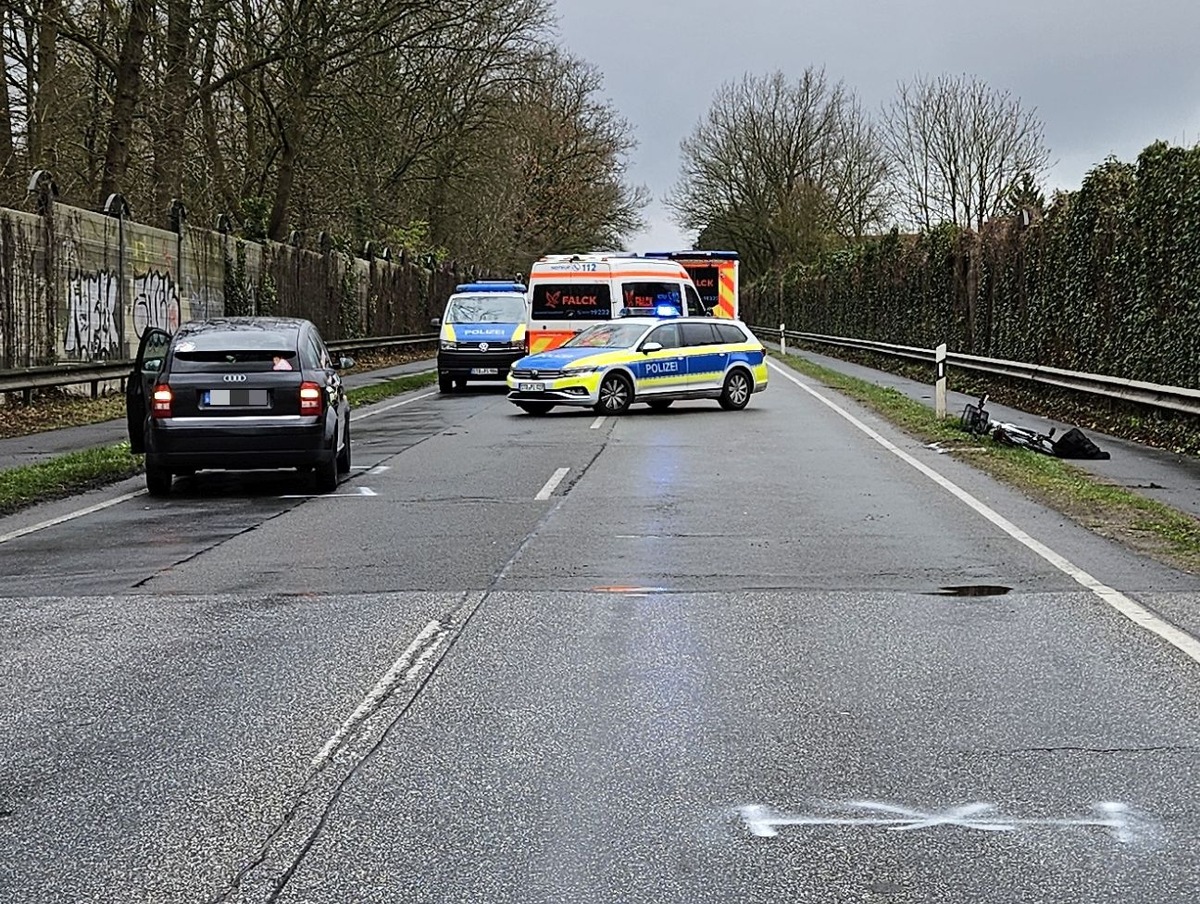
[516,402,554,415]
[438,374,453,393]
[647,399,673,411]
[595,374,632,414]
[719,369,752,410]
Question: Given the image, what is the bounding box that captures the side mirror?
[430,316,441,328]
[640,342,663,354]
[335,356,356,370]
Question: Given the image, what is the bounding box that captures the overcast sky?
[551,0,1200,249]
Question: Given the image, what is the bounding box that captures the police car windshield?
[444,295,525,323]
[561,322,648,349]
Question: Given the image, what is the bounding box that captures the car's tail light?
[150,385,173,418]
[299,381,324,415]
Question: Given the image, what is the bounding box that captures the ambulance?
[642,250,739,319]
[524,253,709,354]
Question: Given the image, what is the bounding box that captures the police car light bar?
[455,281,527,293]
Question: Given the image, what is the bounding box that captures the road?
[2,359,1200,903]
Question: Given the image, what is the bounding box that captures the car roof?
[176,317,311,337]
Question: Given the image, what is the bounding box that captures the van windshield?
[445,295,526,323]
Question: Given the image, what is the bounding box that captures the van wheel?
[516,402,554,415]
[145,462,172,497]
[594,373,632,414]
[438,374,453,393]
[718,369,752,410]
[647,400,673,411]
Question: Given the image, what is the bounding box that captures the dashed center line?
[590,416,606,429]
[535,467,570,500]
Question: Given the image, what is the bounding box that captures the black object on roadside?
[959,393,1110,460]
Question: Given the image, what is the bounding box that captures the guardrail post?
[779,323,786,356]
[935,342,948,418]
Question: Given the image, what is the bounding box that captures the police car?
[433,281,529,392]
[506,307,768,415]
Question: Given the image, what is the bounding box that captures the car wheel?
[516,402,554,415]
[594,373,632,415]
[647,399,674,411]
[314,440,338,493]
[438,373,453,393]
[145,461,173,497]
[336,419,351,474]
[718,369,752,410]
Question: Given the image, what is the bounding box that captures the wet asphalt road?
[2,361,1200,903]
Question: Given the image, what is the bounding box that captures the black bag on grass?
[1052,427,1110,460]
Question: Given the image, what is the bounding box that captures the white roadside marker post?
[935,342,948,418]
[779,323,786,357]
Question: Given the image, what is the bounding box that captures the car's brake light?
[299,381,324,415]
[150,385,173,418]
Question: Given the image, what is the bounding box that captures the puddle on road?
[932,585,1012,597]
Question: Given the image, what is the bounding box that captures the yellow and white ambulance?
[524,254,708,354]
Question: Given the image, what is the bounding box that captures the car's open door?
[126,328,172,453]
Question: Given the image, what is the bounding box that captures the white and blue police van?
[432,281,529,392]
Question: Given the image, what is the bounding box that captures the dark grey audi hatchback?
[126,317,354,497]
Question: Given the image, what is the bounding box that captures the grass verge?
[347,371,438,406]
[0,370,439,518]
[774,351,1200,573]
[0,444,144,517]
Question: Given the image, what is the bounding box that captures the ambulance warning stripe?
[717,271,736,319]
[529,269,688,280]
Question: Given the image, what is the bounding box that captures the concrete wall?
[0,200,472,371]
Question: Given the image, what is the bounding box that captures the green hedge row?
[744,141,1200,389]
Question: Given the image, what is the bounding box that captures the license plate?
[470,368,499,375]
[204,389,269,406]
[518,381,545,392]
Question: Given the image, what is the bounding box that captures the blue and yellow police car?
[506,308,768,415]
[434,281,529,392]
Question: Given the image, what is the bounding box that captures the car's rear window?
[170,332,299,372]
[715,323,749,343]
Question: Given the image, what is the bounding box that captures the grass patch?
[347,371,438,407]
[0,443,143,516]
[774,351,1200,572]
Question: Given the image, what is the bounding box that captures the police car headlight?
[565,365,603,375]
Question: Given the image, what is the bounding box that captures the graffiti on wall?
[132,270,182,338]
[63,269,121,360]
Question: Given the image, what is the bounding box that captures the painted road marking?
[352,391,436,421]
[768,359,1200,665]
[0,490,147,546]
[590,416,606,429]
[739,801,1151,843]
[279,486,377,499]
[535,467,570,500]
[312,619,450,769]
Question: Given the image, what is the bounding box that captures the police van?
[525,254,709,354]
[432,281,529,392]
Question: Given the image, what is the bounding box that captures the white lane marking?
[535,467,570,501]
[312,620,449,768]
[279,486,377,499]
[767,359,1200,665]
[368,465,390,475]
[739,801,1149,843]
[0,490,146,545]
[590,416,606,430]
[352,391,436,421]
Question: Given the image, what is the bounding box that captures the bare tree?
[883,73,1050,230]
[667,68,889,277]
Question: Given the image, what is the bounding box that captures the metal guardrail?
[751,325,1200,418]
[0,333,438,398]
